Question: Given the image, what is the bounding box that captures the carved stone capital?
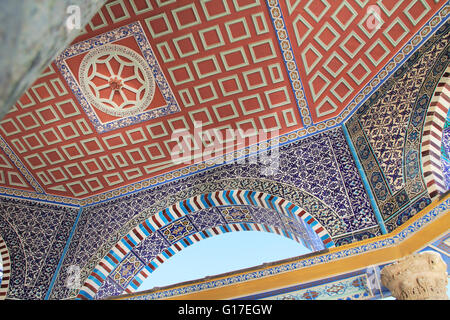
[380,251,448,300]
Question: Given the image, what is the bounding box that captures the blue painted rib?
[200,194,209,208]
[44,206,84,300]
[341,124,387,234]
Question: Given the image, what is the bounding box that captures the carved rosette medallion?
[79,44,155,118]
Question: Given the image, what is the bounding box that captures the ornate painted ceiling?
[0,0,448,202]
[0,0,450,301]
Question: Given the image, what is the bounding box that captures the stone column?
[380,251,448,300]
[0,0,106,121]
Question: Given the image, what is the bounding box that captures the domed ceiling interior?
[0,0,446,201]
[0,0,449,300]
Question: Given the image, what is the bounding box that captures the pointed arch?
[421,65,450,199]
[0,234,10,299]
[76,190,334,299]
[95,221,313,299]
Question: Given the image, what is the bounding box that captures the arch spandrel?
[51,176,350,300]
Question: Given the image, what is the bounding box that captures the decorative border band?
[265,0,311,127]
[0,136,43,193]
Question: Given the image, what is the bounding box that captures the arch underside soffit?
[442,112,450,189]
[422,64,450,195]
[75,187,335,299]
[91,203,326,299]
[0,234,10,300]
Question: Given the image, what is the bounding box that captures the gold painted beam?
[115,193,449,300]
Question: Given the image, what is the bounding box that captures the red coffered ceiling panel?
[279,0,444,122]
[0,0,447,200]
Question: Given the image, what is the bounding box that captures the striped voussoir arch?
[76,190,334,300]
[106,222,306,297]
[0,235,10,299]
[422,65,450,200]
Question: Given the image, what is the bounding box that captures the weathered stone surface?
[381,251,448,300]
[0,0,106,121]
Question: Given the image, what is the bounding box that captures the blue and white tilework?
[2,13,449,302]
[441,112,450,190]
[346,21,450,232]
[47,123,381,299]
[0,197,79,299]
